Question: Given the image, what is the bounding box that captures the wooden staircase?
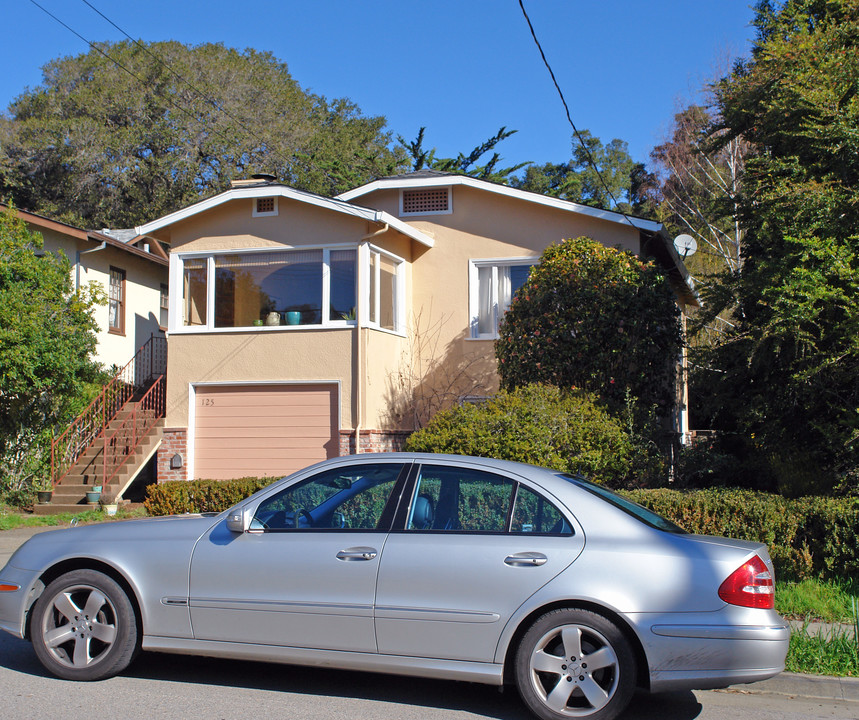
[37,409,164,515]
[43,336,167,515]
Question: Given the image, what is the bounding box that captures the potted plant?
[36,478,53,504]
[100,493,118,516]
[85,485,102,504]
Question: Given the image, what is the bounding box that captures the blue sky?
[3,1,757,172]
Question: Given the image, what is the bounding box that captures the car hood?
[4,514,222,572]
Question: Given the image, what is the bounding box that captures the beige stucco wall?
[352,184,644,420]
[165,329,355,430]
[36,226,167,369]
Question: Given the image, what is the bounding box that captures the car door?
[189,461,408,652]
[374,461,584,662]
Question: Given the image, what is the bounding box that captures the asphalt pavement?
[1,523,857,706]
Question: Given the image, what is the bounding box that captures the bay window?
[176,247,357,330]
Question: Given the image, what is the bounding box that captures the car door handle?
[336,547,378,561]
[504,552,548,567]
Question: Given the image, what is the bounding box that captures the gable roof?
[134,182,435,248]
[337,171,662,233]
[1,204,167,266]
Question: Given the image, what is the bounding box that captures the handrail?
[101,374,166,488]
[51,335,167,485]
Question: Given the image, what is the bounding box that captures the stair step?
[34,502,100,516]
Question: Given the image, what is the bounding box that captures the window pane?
[183,259,207,327]
[252,463,403,531]
[379,254,398,331]
[408,465,515,532]
[329,249,357,321]
[477,266,494,335]
[213,250,322,328]
[512,485,570,534]
[369,252,378,325]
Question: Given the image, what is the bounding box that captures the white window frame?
[360,243,406,335]
[252,196,279,217]
[468,257,539,340]
[169,244,357,334]
[399,186,453,217]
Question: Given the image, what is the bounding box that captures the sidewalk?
[1,524,857,704]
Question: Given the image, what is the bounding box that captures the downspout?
[75,241,107,291]
[353,223,389,453]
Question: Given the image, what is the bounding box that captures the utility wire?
[517,0,639,230]
[26,0,295,183]
[78,0,284,168]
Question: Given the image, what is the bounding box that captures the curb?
[733,672,859,703]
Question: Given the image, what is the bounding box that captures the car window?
[559,473,687,534]
[407,465,516,532]
[253,463,403,531]
[511,485,572,535]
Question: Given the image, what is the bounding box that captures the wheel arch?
[25,559,144,642]
[501,600,650,691]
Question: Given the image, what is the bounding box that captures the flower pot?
[264,312,281,326]
[37,491,52,504]
[85,491,101,504]
[103,504,118,516]
[286,311,301,325]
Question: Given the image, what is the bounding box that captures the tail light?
[718,554,775,609]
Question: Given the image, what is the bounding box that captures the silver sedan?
[0,454,789,720]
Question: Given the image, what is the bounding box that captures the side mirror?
[226,506,251,533]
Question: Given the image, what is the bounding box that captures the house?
[131,172,696,483]
[2,205,169,369]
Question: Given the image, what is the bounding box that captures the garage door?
[193,384,339,480]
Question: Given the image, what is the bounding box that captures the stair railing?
[51,335,167,486]
[102,374,166,487]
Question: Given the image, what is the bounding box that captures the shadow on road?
[0,633,703,719]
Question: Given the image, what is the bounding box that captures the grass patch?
[0,506,147,531]
[777,578,859,622]
[785,624,859,677]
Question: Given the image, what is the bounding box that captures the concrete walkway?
[1,524,857,705]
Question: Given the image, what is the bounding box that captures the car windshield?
[559,474,687,534]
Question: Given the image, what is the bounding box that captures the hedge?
[622,488,859,582]
[145,479,858,582]
[143,477,276,516]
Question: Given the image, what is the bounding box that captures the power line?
[78,0,283,168]
[516,0,638,230]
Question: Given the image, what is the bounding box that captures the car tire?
[31,569,139,681]
[515,608,636,720]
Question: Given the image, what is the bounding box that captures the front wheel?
[515,608,636,720]
[31,569,139,681]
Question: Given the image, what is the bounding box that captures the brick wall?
[339,429,412,455]
[158,427,188,482]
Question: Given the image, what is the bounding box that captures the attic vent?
[401,187,451,216]
[253,197,278,217]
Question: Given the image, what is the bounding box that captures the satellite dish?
[673,234,698,258]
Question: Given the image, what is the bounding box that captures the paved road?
[0,630,856,720]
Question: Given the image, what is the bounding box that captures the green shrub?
[622,488,859,581]
[144,477,277,515]
[405,384,637,485]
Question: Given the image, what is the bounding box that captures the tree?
[511,130,641,213]
[0,206,103,501]
[0,41,406,228]
[398,126,528,182]
[650,105,748,278]
[700,0,859,492]
[495,237,682,421]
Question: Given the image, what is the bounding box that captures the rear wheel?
[515,608,636,720]
[31,569,139,681]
